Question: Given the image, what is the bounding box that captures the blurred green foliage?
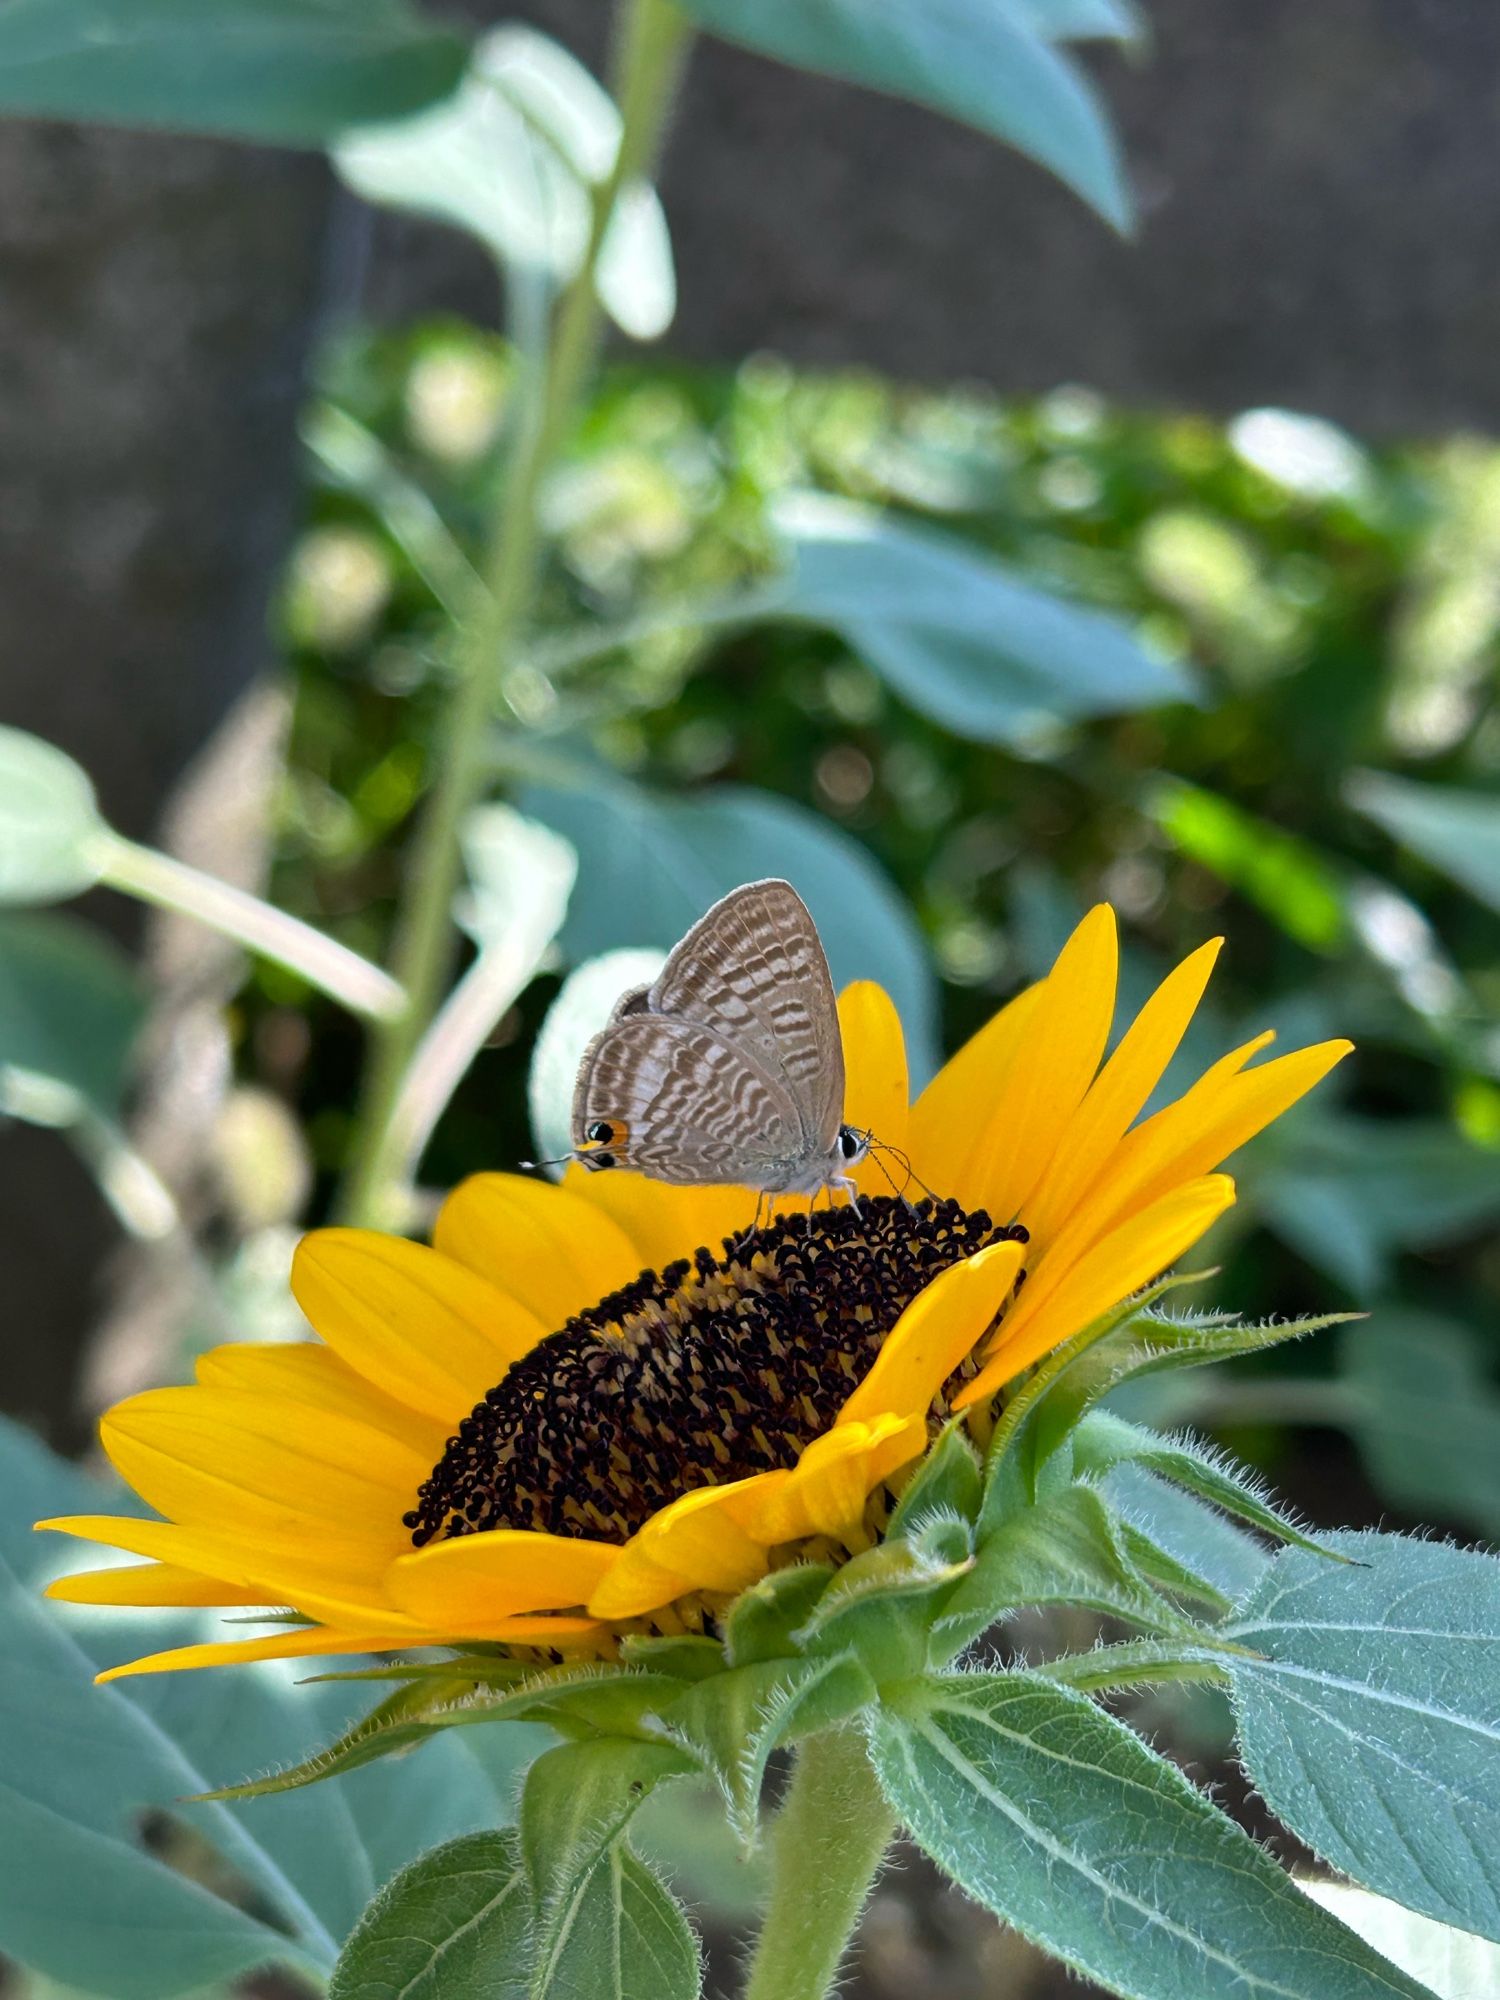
[259,320,1500,1531]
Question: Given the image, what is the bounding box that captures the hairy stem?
[743,1729,896,2000]
[337,0,691,1227]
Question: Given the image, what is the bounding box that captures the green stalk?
[337,0,691,1227]
[743,1729,896,2000]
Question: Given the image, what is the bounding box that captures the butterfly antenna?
[868,1137,942,1204]
[519,1151,574,1173]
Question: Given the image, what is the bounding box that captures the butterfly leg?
[832,1175,863,1218]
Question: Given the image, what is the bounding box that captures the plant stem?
[743,1729,896,2000]
[97,832,405,1021]
[337,0,691,1228]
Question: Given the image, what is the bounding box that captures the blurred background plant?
[0,1,1498,1996]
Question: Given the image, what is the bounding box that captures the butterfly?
[566,878,872,1203]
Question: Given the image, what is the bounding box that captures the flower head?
[39,907,1348,1679]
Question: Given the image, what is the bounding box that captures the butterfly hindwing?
[572,1011,805,1187]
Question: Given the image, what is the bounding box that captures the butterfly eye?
[586,1121,615,1145]
[837,1126,868,1163]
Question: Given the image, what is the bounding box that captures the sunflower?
[39,906,1348,1680]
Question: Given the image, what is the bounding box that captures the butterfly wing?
[646,879,845,1152]
[572,1013,807,1187]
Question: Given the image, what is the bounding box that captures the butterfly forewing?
[646,880,844,1150]
[573,1012,805,1186]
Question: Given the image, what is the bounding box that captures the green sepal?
[885,1420,983,1539]
[1035,1635,1247,1694]
[300,1652,533,1688]
[984,1279,1349,1514]
[619,1632,727,1680]
[479,1667,694,1742]
[193,1671,511,1799]
[1073,1410,1345,1562]
[723,1561,836,1666]
[520,1735,699,1927]
[1111,1512,1237,1616]
[933,1484,1202,1667]
[656,1653,878,1845]
[794,1515,974,1682]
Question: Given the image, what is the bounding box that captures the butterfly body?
[569,879,871,1201]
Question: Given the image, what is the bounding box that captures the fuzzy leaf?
[531,1843,699,2000]
[1225,1532,1500,1943]
[520,1738,697,1928]
[870,1671,1436,2000]
[329,1829,531,2000]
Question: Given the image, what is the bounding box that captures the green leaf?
[518,774,939,1080]
[1074,1411,1333,1558]
[532,1844,700,2000]
[335,27,675,341]
[1348,772,1500,915]
[328,1829,532,2000]
[0,728,107,906]
[987,1293,1344,1506]
[658,1654,875,1842]
[1299,1879,1500,2000]
[3,1418,526,1994]
[0,0,468,146]
[670,0,1132,226]
[1339,1314,1500,1537]
[1224,1532,1500,1943]
[771,493,1189,742]
[520,1738,697,1925]
[0,912,144,1117]
[870,1671,1435,1999]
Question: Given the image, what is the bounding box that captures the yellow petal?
[93,1613,603,1683]
[909,982,1044,1199]
[433,1173,645,1329]
[38,1510,401,1630]
[195,1340,450,1462]
[388,1530,620,1625]
[566,1168,751,1278]
[838,1238,1025,1428]
[964,905,1119,1225]
[1021,938,1222,1251]
[957,1173,1236,1405]
[587,1476,782,1620]
[756,1414,925,1544]
[46,1561,265,1608]
[1047,1036,1348,1265]
[838,982,911,1199]
[99,1388,423,1577]
[292,1230,544,1423]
